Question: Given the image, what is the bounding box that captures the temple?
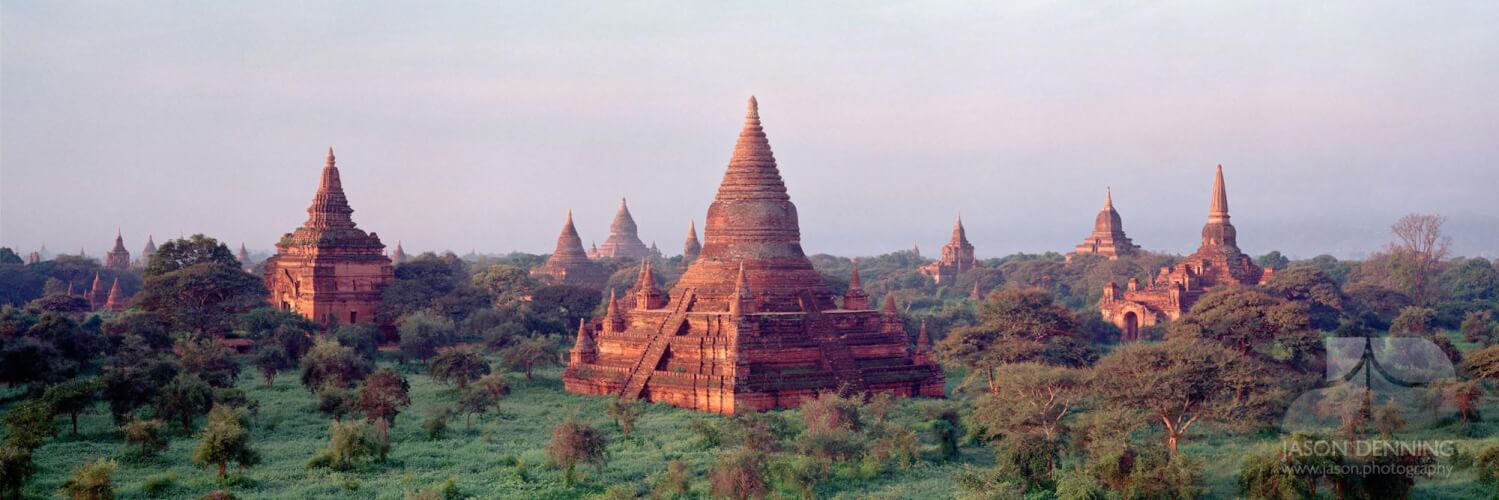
[104,278,126,312]
[237,243,252,271]
[532,211,610,289]
[137,236,156,268]
[682,221,701,262]
[1066,188,1140,263]
[595,198,652,259]
[1098,166,1272,341]
[919,216,979,284]
[563,97,944,414]
[262,148,395,326]
[104,231,131,270]
[391,241,408,265]
[87,272,109,311]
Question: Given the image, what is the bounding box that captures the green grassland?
[6,341,1498,499]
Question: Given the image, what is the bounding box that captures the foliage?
[0,446,36,499]
[136,235,267,333]
[398,312,455,364]
[175,337,242,388]
[1166,286,1321,371]
[709,447,768,500]
[501,336,561,380]
[976,363,1085,441]
[456,388,497,428]
[191,405,259,480]
[299,337,373,392]
[45,377,103,435]
[606,398,646,437]
[428,348,490,389]
[548,416,608,487]
[471,264,538,307]
[307,420,381,471]
[156,372,214,432]
[120,419,168,458]
[423,405,454,440]
[62,457,116,500]
[3,399,57,451]
[356,368,412,426]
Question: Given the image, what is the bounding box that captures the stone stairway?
[618,290,696,401]
[801,291,866,391]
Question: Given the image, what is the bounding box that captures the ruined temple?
[262,148,394,326]
[532,211,610,289]
[596,198,652,259]
[104,231,131,270]
[563,97,944,414]
[919,216,979,284]
[1066,188,1140,263]
[682,220,701,262]
[1098,165,1272,341]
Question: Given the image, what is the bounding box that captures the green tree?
[0,446,35,499]
[471,264,537,306]
[62,457,117,500]
[332,323,380,361]
[306,420,380,470]
[606,399,646,437]
[709,447,768,500]
[156,373,214,432]
[428,348,490,390]
[1386,214,1451,304]
[175,337,242,388]
[976,363,1085,441]
[501,336,560,381]
[398,312,454,364]
[191,405,259,480]
[299,337,373,392]
[456,387,496,428]
[1092,339,1284,458]
[548,416,608,487]
[120,418,168,458]
[935,289,1096,395]
[3,399,57,450]
[1264,265,1346,331]
[1255,251,1290,271]
[315,386,356,422]
[136,235,267,334]
[1389,306,1437,336]
[1461,311,1497,345]
[251,344,291,388]
[44,377,103,435]
[1166,286,1321,371]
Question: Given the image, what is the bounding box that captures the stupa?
[104,231,131,270]
[1066,188,1140,263]
[919,215,979,284]
[682,221,702,262]
[532,211,610,289]
[596,198,652,259]
[563,97,944,413]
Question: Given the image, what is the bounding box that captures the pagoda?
[532,211,610,289]
[391,241,408,265]
[682,221,702,262]
[87,272,109,310]
[919,215,979,284]
[104,278,126,312]
[103,231,131,270]
[262,148,395,326]
[236,243,252,271]
[1065,188,1140,263]
[596,198,652,259]
[137,236,156,268]
[1098,165,1272,341]
[563,97,944,414]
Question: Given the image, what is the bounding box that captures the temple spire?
[1104,187,1114,210]
[105,278,125,312]
[843,259,869,310]
[306,147,356,229]
[1208,164,1229,222]
[730,262,752,316]
[683,220,701,261]
[571,319,596,364]
[881,293,898,314]
[951,213,968,244]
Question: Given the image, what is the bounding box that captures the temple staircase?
[618,290,696,401]
[801,291,866,391]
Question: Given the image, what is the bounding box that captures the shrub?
[62,457,116,500]
[120,418,169,459]
[139,473,178,496]
[307,420,380,471]
[606,398,646,437]
[650,460,691,499]
[548,416,608,487]
[0,446,36,499]
[709,447,768,500]
[424,405,454,440]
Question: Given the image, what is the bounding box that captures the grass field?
[5,345,1497,499]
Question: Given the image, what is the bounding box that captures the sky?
[3,1,1497,261]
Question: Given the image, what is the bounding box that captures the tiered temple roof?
[104,231,131,270]
[919,215,979,284]
[1066,188,1140,262]
[596,198,652,259]
[262,148,394,326]
[532,211,609,289]
[1098,165,1271,341]
[563,97,943,414]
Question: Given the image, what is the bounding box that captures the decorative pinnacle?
[747,95,758,119]
[326,147,335,167]
[1105,187,1113,209]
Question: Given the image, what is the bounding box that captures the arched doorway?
[1123,312,1139,342]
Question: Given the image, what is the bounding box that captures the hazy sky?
[4,1,1497,260]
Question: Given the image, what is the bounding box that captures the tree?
[356,368,410,453]
[422,405,453,440]
[251,344,291,388]
[1387,214,1451,304]
[976,363,1086,441]
[136,236,268,334]
[398,312,454,364]
[471,264,537,306]
[1255,251,1290,271]
[529,285,603,332]
[606,399,646,437]
[100,336,179,424]
[1389,306,1436,336]
[331,324,379,361]
[192,405,259,480]
[3,399,57,451]
[120,418,168,458]
[501,336,560,381]
[306,420,380,470]
[44,377,103,435]
[1463,344,1499,382]
[175,337,242,388]
[429,348,490,390]
[315,386,356,422]
[456,388,496,429]
[1264,265,1345,331]
[0,446,35,499]
[1166,286,1321,372]
[709,447,768,500]
[474,373,511,404]
[299,337,373,392]
[1092,339,1284,458]
[548,416,608,487]
[62,457,116,500]
[935,289,1096,395]
[1440,258,1499,307]
[156,372,214,432]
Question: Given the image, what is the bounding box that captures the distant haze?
[3,2,1496,260]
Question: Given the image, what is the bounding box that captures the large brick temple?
[562,97,944,414]
[1098,165,1272,340]
[919,215,980,284]
[1065,188,1140,263]
[595,198,652,259]
[263,148,395,326]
